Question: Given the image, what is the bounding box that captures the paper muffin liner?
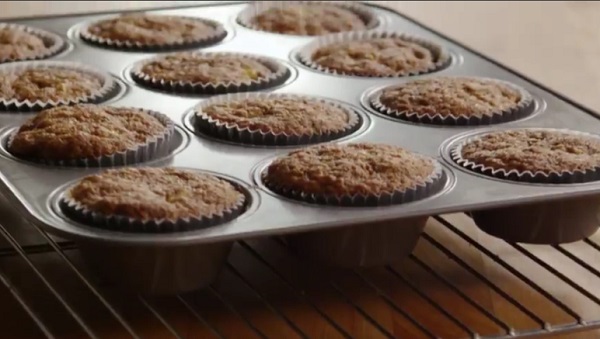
[193,92,361,146]
[0,23,67,64]
[237,1,379,35]
[0,61,119,112]
[451,128,600,184]
[59,181,247,233]
[263,156,446,207]
[79,16,227,52]
[130,52,291,95]
[370,77,536,126]
[297,31,451,78]
[7,109,176,167]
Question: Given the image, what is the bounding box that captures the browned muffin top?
[265,143,435,196]
[311,38,440,77]
[0,27,49,61]
[379,77,523,118]
[460,130,600,173]
[0,67,104,103]
[139,53,274,84]
[249,4,366,36]
[201,97,352,135]
[68,167,244,221]
[85,14,218,45]
[9,104,169,161]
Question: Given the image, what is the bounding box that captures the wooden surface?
[0,1,600,338]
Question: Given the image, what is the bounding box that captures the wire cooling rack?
[1,188,599,338]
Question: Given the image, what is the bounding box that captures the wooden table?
[0,2,599,338]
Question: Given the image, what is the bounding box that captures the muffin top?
[138,53,274,84]
[248,4,366,36]
[379,77,523,118]
[0,67,104,103]
[85,14,220,45]
[265,143,435,196]
[200,97,353,135]
[67,167,244,221]
[9,104,169,160]
[311,38,441,77]
[460,130,600,173]
[0,27,50,61]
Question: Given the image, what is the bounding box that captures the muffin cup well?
[130,52,291,95]
[297,30,451,78]
[193,92,361,146]
[370,77,536,126]
[0,24,66,64]
[471,196,600,244]
[0,61,118,112]
[59,182,246,233]
[452,128,600,244]
[237,1,379,35]
[267,153,444,267]
[285,216,428,268]
[79,240,233,295]
[263,157,446,207]
[79,16,227,52]
[7,109,176,167]
[451,128,600,184]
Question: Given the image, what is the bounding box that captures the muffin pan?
[2,2,600,293]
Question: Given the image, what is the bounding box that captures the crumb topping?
[249,4,366,36]
[311,38,439,77]
[201,97,352,135]
[265,143,435,196]
[68,167,244,221]
[380,77,523,118]
[139,52,274,84]
[9,104,169,160]
[86,14,219,45]
[460,130,600,173]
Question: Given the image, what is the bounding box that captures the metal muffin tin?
[2,2,600,293]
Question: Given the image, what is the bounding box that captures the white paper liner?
[297,30,451,78]
[130,52,290,95]
[7,108,176,167]
[79,15,227,52]
[263,154,446,207]
[0,61,118,111]
[451,128,600,183]
[0,23,66,64]
[370,77,535,126]
[237,1,379,36]
[193,92,361,146]
[59,173,248,233]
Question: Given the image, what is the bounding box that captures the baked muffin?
[8,104,174,165]
[62,167,246,231]
[264,143,442,205]
[374,77,532,124]
[306,36,448,77]
[455,129,600,184]
[81,14,226,50]
[132,52,289,94]
[0,24,64,63]
[0,62,115,110]
[195,94,359,145]
[245,3,367,36]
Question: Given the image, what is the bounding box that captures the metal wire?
[0,213,599,339]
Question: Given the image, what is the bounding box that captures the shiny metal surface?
[1,2,600,248]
